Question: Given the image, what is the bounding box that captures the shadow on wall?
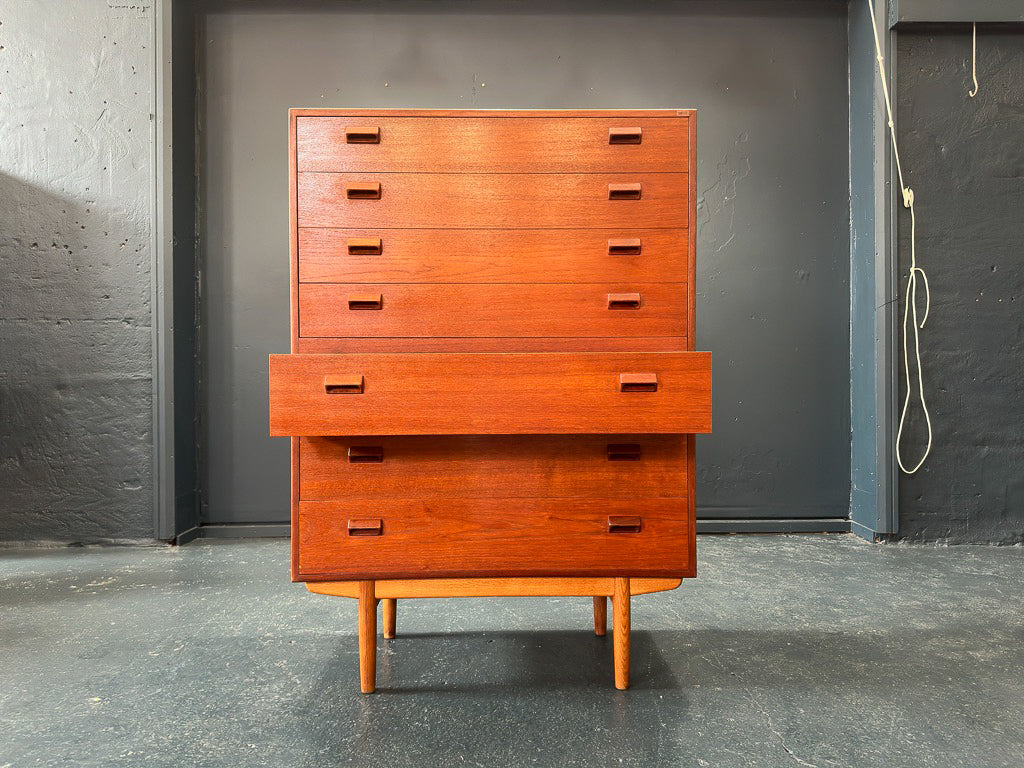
[0,172,153,544]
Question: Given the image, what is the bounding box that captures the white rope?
[867,0,933,474]
[969,22,980,98]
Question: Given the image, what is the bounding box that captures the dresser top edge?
[289,108,695,119]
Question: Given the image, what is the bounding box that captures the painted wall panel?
[198,0,852,525]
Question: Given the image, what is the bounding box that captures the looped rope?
[867,0,933,474]
[896,195,932,474]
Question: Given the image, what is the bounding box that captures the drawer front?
[298,283,687,339]
[299,435,687,499]
[298,228,688,284]
[296,337,688,355]
[296,116,690,174]
[297,173,688,229]
[269,352,711,436]
[297,498,692,579]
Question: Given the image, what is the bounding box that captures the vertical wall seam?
[847,8,856,527]
[150,0,162,539]
[883,14,900,534]
[192,7,207,525]
[152,0,175,540]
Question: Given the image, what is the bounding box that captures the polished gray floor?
[1,535,1021,767]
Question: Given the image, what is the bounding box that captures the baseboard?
[172,525,202,545]
[196,523,291,539]
[697,519,852,534]
[180,520,852,541]
[850,519,883,542]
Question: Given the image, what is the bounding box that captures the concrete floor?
[1,535,1021,768]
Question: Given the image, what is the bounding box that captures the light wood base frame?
[306,576,682,693]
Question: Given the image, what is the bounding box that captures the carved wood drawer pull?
[345,126,380,144]
[348,446,384,463]
[324,375,364,394]
[347,293,383,310]
[346,182,381,199]
[608,127,643,144]
[348,518,383,536]
[607,516,643,534]
[607,238,642,255]
[347,237,383,255]
[607,444,643,461]
[608,293,642,310]
[619,373,658,393]
[608,183,642,200]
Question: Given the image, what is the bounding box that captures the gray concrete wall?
[895,29,1024,543]
[0,1,156,543]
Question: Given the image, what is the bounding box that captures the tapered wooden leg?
[613,577,631,690]
[358,581,376,693]
[593,596,607,636]
[382,597,397,639]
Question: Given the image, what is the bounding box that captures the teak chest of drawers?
[269,109,711,692]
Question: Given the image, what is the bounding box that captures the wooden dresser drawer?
[299,435,686,499]
[296,337,688,355]
[296,498,692,579]
[298,228,688,284]
[298,283,687,339]
[296,116,690,174]
[269,352,712,436]
[297,173,688,229]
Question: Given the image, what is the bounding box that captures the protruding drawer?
[268,351,712,436]
[296,173,688,229]
[298,283,687,339]
[296,116,690,173]
[296,498,692,580]
[298,435,687,499]
[297,229,688,284]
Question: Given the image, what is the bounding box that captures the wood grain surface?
[304,577,684,598]
[297,228,688,284]
[358,581,376,693]
[297,498,691,579]
[382,598,396,639]
[295,336,688,354]
[594,596,608,636]
[283,109,702,612]
[298,283,687,339]
[292,108,694,118]
[297,116,689,173]
[297,172,688,229]
[299,435,687,499]
[613,577,631,689]
[270,351,712,435]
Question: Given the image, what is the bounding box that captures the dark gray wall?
[171,2,201,536]
[0,2,155,543]
[895,29,1024,544]
[196,0,852,526]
